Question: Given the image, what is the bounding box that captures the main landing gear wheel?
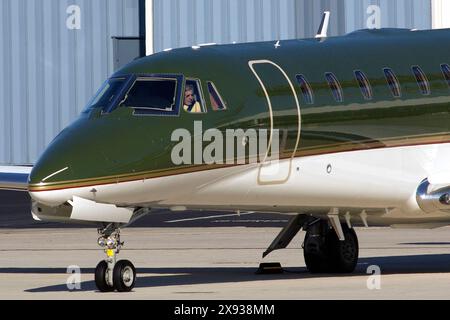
[95,226,137,292]
[303,221,359,274]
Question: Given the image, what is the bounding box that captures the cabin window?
[122,77,179,115]
[183,79,206,114]
[207,82,227,111]
[354,70,373,100]
[441,64,450,88]
[383,68,401,98]
[295,74,314,104]
[412,66,431,95]
[83,77,128,113]
[325,72,344,102]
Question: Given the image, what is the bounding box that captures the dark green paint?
[29,28,450,188]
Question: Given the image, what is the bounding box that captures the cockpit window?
[83,77,127,113]
[207,82,227,111]
[122,77,179,115]
[183,79,206,114]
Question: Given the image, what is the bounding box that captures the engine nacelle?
[416,179,450,214]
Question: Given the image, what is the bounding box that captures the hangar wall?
[151,0,432,53]
[0,0,140,165]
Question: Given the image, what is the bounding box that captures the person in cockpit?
[183,85,202,113]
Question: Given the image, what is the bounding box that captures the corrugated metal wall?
[153,0,299,51]
[0,0,140,165]
[152,0,432,52]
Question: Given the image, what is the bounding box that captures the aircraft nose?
[28,116,125,206]
[28,146,75,206]
[28,128,75,189]
[27,119,104,206]
[29,165,71,188]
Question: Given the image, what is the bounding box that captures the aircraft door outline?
[248,60,302,185]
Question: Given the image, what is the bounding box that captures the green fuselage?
[29,28,450,192]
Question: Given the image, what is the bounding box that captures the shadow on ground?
[1,253,447,293]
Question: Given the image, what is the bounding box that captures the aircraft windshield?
[120,76,179,115]
[83,77,127,113]
[122,77,177,111]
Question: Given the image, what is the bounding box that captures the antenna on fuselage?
[315,11,331,39]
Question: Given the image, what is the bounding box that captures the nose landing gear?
[95,225,136,292]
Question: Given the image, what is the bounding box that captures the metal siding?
[279,0,289,40]
[246,0,256,43]
[124,0,140,36]
[196,0,206,43]
[154,0,435,50]
[35,1,46,157]
[42,2,51,148]
[3,0,13,164]
[237,0,247,42]
[254,0,264,41]
[0,0,140,165]
[75,0,88,116]
[229,0,239,42]
[152,0,299,51]
[11,0,23,163]
[179,0,190,47]
[206,0,215,43]
[60,0,71,132]
[0,2,5,164]
[222,0,231,44]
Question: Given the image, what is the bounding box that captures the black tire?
[95,261,114,292]
[303,233,331,273]
[327,226,359,273]
[113,260,136,292]
[304,225,359,274]
[304,251,330,273]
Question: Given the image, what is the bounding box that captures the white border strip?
[145,0,154,55]
[42,167,69,182]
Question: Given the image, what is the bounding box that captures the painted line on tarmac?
[165,213,254,223]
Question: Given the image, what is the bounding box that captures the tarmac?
[1,191,450,300]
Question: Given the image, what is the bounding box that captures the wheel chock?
[256,262,284,274]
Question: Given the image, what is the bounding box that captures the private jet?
[2,15,450,292]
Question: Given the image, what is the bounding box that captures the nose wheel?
[113,260,136,292]
[95,226,137,292]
